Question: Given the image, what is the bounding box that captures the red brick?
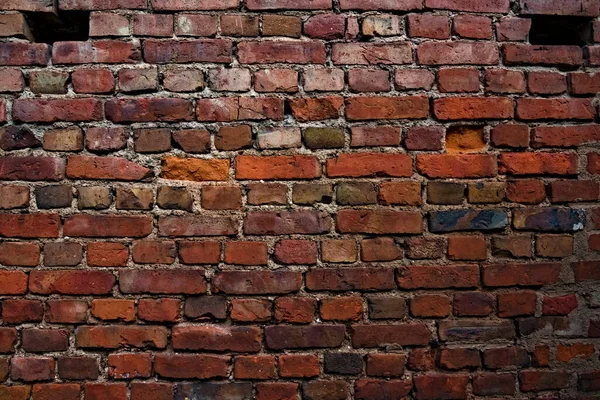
[491,124,529,148]
[506,179,546,204]
[528,71,567,94]
[345,96,429,120]
[498,291,537,317]
[2,299,43,324]
[13,98,102,123]
[30,270,115,295]
[0,242,40,266]
[0,42,49,65]
[67,156,151,181]
[89,12,130,37]
[504,44,582,66]
[438,68,480,92]
[320,297,363,321]
[76,326,168,349]
[499,152,578,175]
[172,325,261,352]
[418,41,498,65]
[61,0,146,9]
[0,68,23,92]
[236,155,320,180]
[120,269,207,294]
[542,294,578,315]
[352,324,431,347]
[256,383,298,400]
[238,40,325,64]
[133,13,173,37]
[0,213,60,238]
[520,0,600,16]
[46,300,88,324]
[214,270,302,294]
[197,97,284,121]
[144,39,232,63]
[155,354,228,379]
[519,370,570,391]
[482,263,561,287]
[453,15,492,39]
[274,297,315,324]
[255,69,298,92]
[417,154,496,178]
[130,383,172,400]
[408,14,450,39]
[340,0,422,10]
[179,241,221,264]
[91,299,135,321]
[11,357,55,382]
[234,356,276,379]
[224,241,268,265]
[151,0,238,9]
[176,14,218,36]
[32,384,80,400]
[279,354,320,377]
[87,242,128,267]
[533,125,600,148]
[53,41,139,64]
[398,264,479,289]
[306,268,396,291]
[304,14,345,39]
[333,43,412,65]
[138,298,180,322]
[448,235,487,260]
[64,215,152,237]
[231,299,271,322]
[108,353,152,379]
[85,384,127,400]
[327,153,412,177]
[274,239,318,264]
[337,209,422,234]
[411,295,451,317]
[434,97,513,120]
[517,98,595,120]
[485,69,526,93]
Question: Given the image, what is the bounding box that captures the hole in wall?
[528,15,593,46]
[24,11,90,44]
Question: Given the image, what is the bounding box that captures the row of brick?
[4,96,600,124]
[1,349,598,382]
[0,261,597,294]
[0,320,592,351]
[0,152,594,183]
[4,124,600,156]
[2,180,600,212]
[6,0,600,15]
[4,65,600,97]
[1,345,597,377]
[0,206,588,237]
[0,233,590,269]
[3,40,600,67]
[83,12,541,41]
[0,290,586,325]
[1,371,598,400]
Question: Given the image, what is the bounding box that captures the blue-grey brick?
[429,209,508,233]
[175,383,252,400]
[513,207,585,232]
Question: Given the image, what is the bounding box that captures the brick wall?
[0,0,599,399]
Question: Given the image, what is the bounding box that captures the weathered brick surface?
[0,1,597,398]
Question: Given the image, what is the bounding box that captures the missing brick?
[24,11,89,44]
[529,15,593,46]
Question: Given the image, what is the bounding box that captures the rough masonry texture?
[0,0,600,399]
